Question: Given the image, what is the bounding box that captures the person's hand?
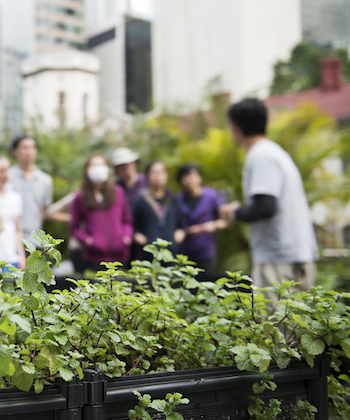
[219,201,241,221]
[174,229,186,243]
[85,237,94,246]
[186,224,203,235]
[200,220,218,233]
[134,232,147,246]
[123,236,132,246]
[18,253,26,270]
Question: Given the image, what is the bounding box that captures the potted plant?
[0,230,349,419]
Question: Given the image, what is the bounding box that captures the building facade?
[301,0,350,49]
[35,0,85,52]
[85,0,152,120]
[0,0,86,136]
[22,50,100,130]
[152,0,301,110]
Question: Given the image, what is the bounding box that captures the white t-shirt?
[0,187,23,263]
[243,139,318,264]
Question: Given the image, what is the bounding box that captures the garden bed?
[0,359,329,420]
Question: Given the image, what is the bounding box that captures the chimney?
[321,57,342,91]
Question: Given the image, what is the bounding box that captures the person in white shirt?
[0,157,26,271]
[220,98,318,299]
[9,135,52,245]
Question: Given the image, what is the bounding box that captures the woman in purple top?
[70,154,133,271]
[177,164,230,272]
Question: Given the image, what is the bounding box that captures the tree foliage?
[270,42,350,96]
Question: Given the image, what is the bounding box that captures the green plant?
[1,232,350,418]
[270,42,350,96]
[128,391,189,420]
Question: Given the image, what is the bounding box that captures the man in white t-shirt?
[220,98,318,298]
[9,135,52,245]
[0,157,26,270]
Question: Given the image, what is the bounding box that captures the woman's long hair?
[81,154,116,209]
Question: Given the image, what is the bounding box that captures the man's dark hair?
[11,135,37,151]
[227,98,267,136]
[177,164,201,183]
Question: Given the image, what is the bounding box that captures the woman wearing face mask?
[70,154,133,271]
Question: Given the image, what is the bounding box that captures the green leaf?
[301,334,325,356]
[150,399,167,412]
[31,230,48,246]
[340,339,350,359]
[23,271,39,292]
[9,314,31,333]
[49,249,61,268]
[0,344,15,376]
[134,406,152,420]
[76,365,84,380]
[21,239,36,254]
[128,409,137,420]
[291,314,316,333]
[0,317,16,335]
[252,382,265,393]
[38,266,55,286]
[143,360,151,370]
[22,363,36,374]
[12,366,34,392]
[54,334,68,346]
[59,367,75,382]
[26,251,47,273]
[34,380,45,393]
[143,244,158,257]
[108,332,121,343]
[23,295,39,311]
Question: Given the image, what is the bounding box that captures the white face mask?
[87,165,109,183]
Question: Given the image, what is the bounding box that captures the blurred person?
[46,191,85,274]
[220,98,318,298]
[9,135,53,245]
[177,164,230,273]
[70,154,133,271]
[132,161,185,261]
[0,157,26,271]
[112,147,147,206]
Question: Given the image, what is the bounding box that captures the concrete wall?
[153,0,301,110]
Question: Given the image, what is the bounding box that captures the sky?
[130,0,155,20]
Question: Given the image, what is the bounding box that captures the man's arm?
[235,194,276,222]
[219,195,277,222]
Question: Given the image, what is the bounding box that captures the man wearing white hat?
[111,147,147,206]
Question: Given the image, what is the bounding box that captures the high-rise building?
[301,0,350,49]
[85,0,152,120]
[35,0,86,52]
[152,0,302,110]
[0,0,86,135]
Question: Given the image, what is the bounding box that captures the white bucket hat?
[111,147,140,166]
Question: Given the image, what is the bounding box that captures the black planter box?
[0,359,329,420]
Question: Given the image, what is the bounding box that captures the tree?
[270,42,350,96]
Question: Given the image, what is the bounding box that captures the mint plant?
[128,391,189,420]
[0,232,349,418]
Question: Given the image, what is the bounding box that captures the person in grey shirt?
[9,135,53,245]
[220,98,318,299]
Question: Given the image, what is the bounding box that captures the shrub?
[0,231,350,417]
